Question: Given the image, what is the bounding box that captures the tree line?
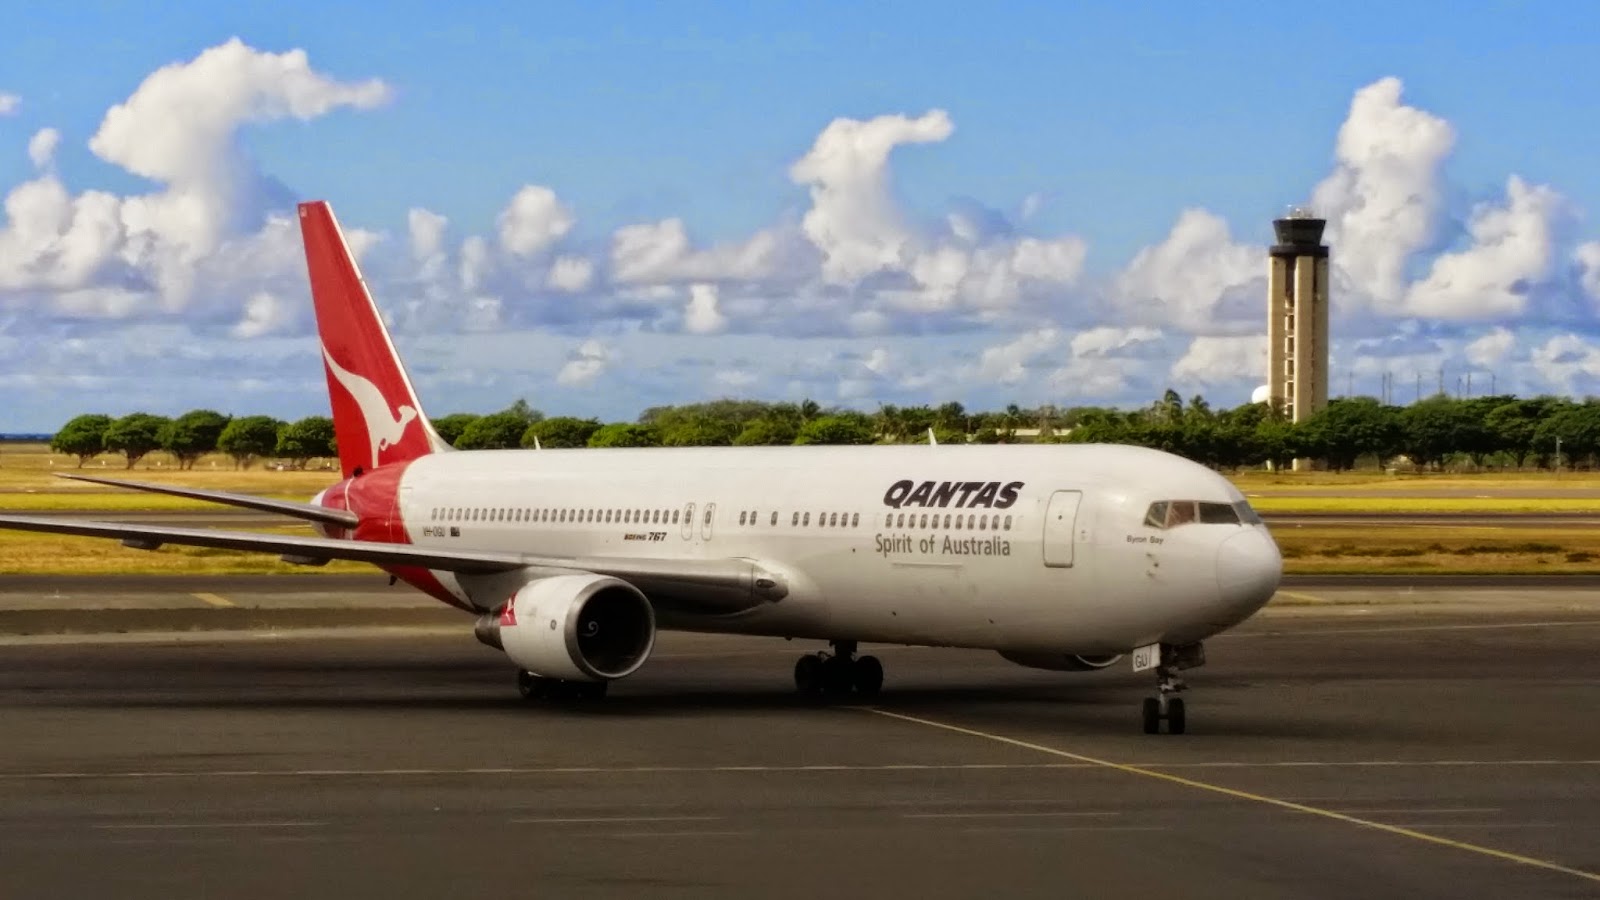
[45,392,1600,472]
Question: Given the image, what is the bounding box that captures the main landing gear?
[794,640,883,698]
[1141,642,1205,735]
[517,669,608,702]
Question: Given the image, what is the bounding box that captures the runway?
[1,596,1596,898]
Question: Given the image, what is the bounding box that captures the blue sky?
[2,2,1600,431]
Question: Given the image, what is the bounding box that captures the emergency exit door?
[1042,490,1082,568]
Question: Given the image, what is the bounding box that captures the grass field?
[0,527,368,575]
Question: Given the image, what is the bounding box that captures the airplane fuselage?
[332,442,1281,658]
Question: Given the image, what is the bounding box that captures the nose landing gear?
[794,640,883,698]
[1140,642,1204,735]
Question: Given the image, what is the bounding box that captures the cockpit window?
[1146,499,1249,528]
[1143,501,1168,528]
[1165,501,1197,527]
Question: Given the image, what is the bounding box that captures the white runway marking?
[864,708,1600,886]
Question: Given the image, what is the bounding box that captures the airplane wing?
[0,515,787,606]
[51,473,358,528]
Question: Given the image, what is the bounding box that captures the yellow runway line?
[863,708,1599,886]
[191,592,234,608]
[1273,590,1327,604]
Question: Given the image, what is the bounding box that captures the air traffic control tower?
[1266,209,1329,430]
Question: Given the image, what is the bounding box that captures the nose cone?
[1215,528,1282,624]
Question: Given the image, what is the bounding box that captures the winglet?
[927,427,938,446]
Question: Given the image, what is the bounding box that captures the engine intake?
[475,574,656,681]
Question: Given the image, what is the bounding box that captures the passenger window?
[739,511,748,526]
[673,510,681,525]
[978,516,987,531]
[1003,515,1012,531]
[851,513,859,528]
[953,515,962,530]
[704,508,713,526]
[829,513,838,527]
[792,512,800,526]
[1165,501,1197,528]
[803,513,811,526]
[771,512,778,526]
[968,515,977,529]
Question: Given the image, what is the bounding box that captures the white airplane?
[0,201,1282,734]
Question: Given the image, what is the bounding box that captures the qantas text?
[882,480,1023,510]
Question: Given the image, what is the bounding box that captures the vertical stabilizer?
[298,201,449,477]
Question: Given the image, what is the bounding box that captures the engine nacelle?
[998,651,1123,672]
[474,574,656,682]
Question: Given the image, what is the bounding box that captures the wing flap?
[52,473,359,528]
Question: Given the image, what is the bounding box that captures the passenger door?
[1042,490,1082,568]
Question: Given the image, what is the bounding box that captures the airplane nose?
[1215,528,1282,622]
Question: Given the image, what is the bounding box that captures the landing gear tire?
[853,656,884,698]
[1141,697,1160,734]
[794,654,824,695]
[1166,697,1186,735]
[793,641,883,699]
[516,669,608,702]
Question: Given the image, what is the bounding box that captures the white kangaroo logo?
[322,345,419,469]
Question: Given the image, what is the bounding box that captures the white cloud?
[497,185,573,257]
[1170,335,1265,385]
[973,328,1060,384]
[231,290,294,338]
[547,255,594,292]
[1311,76,1454,311]
[557,339,610,386]
[26,128,60,169]
[1465,327,1516,367]
[0,93,18,116]
[790,109,953,284]
[1531,334,1600,394]
[683,283,727,334]
[1575,241,1600,306]
[609,218,790,284]
[1069,326,1164,359]
[407,207,447,260]
[1115,209,1259,333]
[1403,176,1564,318]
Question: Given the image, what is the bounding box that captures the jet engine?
[998,651,1123,672]
[474,574,656,682]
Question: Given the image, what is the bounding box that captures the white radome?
[1250,384,1271,404]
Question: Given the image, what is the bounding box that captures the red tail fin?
[298,201,449,478]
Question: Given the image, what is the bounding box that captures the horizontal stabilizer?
[53,473,359,529]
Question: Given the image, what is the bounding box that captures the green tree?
[431,413,480,447]
[794,415,875,445]
[1484,397,1556,468]
[504,399,543,425]
[587,423,662,448]
[217,415,284,469]
[104,413,170,469]
[455,411,529,449]
[51,414,112,467]
[522,417,601,449]
[732,418,798,446]
[1300,397,1401,471]
[159,409,229,470]
[1399,395,1471,469]
[661,419,738,446]
[275,416,336,468]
